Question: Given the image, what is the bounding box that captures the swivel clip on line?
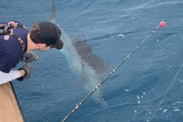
[62,21,166,122]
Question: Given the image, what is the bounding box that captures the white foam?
[163,109,167,112]
[173,107,180,111]
[177,101,183,104]
[125,89,129,92]
[172,52,177,54]
[118,34,125,38]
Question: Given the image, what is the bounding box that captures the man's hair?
[29,22,63,49]
[30,23,42,44]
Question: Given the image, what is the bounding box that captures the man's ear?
[37,43,47,49]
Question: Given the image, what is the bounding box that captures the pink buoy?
[160,21,166,27]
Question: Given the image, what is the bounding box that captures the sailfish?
[50,0,109,105]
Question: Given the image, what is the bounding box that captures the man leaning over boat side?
[0,21,63,85]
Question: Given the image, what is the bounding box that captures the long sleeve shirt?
[0,21,28,84]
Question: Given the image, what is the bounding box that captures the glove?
[17,64,34,81]
[20,52,38,63]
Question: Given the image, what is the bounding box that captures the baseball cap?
[37,21,63,50]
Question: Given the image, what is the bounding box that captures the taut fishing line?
[58,7,150,26]
[61,21,166,122]
[150,62,183,122]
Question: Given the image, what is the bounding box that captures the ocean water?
[1,0,183,122]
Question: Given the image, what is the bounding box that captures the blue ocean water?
[1,0,183,122]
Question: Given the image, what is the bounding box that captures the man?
[0,21,63,85]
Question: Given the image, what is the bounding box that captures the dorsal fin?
[73,38,110,75]
[50,0,56,23]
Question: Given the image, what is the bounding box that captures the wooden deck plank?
[0,82,24,122]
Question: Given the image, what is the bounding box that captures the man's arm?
[0,70,25,85]
[0,63,33,85]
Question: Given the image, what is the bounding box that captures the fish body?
[51,0,109,105]
[61,29,108,105]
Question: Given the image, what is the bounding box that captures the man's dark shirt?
[0,21,28,73]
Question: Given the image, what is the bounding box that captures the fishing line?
[58,7,150,26]
[61,21,165,122]
[150,62,183,122]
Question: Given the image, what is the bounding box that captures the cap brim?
[54,39,63,50]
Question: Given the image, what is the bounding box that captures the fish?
[50,0,109,105]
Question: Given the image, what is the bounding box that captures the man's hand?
[19,69,26,77]
[17,64,34,81]
[20,52,38,63]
